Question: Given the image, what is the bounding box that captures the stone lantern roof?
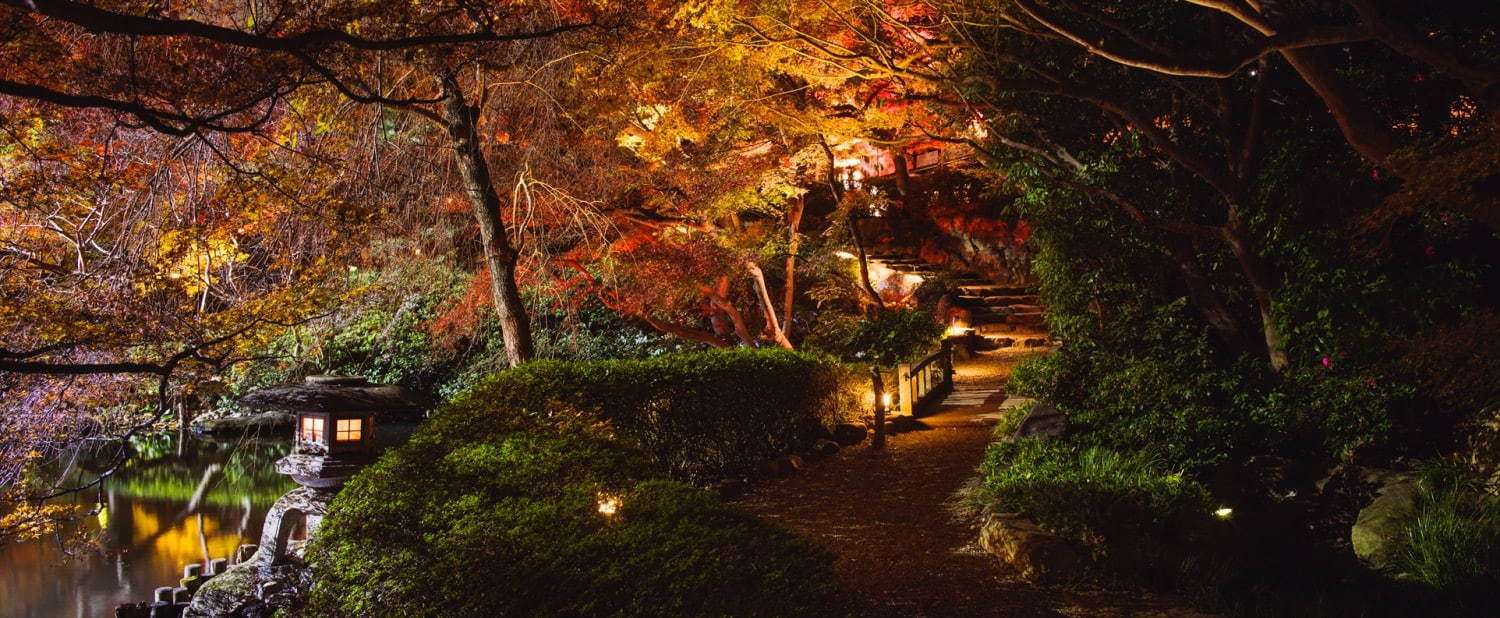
[237,375,423,416]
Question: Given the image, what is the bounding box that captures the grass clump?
[974,439,1212,559]
[1394,461,1500,596]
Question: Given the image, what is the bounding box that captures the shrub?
[1394,461,1500,596]
[973,439,1212,557]
[425,348,864,483]
[804,309,943,365]
[307,427,846,617]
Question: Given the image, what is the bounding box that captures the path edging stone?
[978,513,1088,583]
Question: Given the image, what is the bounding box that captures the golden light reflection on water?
[130,504,245,569]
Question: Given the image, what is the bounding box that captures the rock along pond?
[1,424,414,617]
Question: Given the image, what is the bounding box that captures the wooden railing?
[897,341,954,417]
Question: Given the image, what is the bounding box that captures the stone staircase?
[869,254,1050,348]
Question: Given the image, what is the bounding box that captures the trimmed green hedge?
[305,349,859,616]
[424,348,865,482]
[307,429,846,617]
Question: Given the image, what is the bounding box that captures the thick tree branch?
[6,0,594,53]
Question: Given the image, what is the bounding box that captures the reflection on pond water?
[0,425,412,618]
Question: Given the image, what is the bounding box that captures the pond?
[0,424,414,618]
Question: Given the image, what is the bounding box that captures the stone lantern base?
[185,486,335,617]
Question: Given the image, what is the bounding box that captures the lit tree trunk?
[706,277,757,347]
[440,76,534,367]
[781,197,804,337]
[746,260,794,349]
[1222,211,1289,372]
[847,213,886,313]
[1161,237,1249,347]
[819,137,885,312]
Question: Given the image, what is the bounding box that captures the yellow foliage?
[143,230,249,297]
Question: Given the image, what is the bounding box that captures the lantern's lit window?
[300,417,325,443]
[335,419,363,442]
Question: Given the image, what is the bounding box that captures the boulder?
[1012,403,1068,439]
[779,454,805,472]
[832,423,868,446]
[1350,472,1420,568]
[759,454,805,477]
[978,514,1086,583]
[810,439,841,457]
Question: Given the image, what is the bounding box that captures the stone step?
[1007,313,1048,328]
[891,263,941,273]
[958,284,1033,296]
[977,322,1049,336]
[968,305,1044,319]
[981,335,1054,348]
[954,295,1040,308]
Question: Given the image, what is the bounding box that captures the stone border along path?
[735,348,1213,617]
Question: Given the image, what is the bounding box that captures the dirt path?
[736,349,1209,617]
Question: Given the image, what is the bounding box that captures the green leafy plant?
[973,439,1212,556]
[307,427,847,617]
[803,309,943,365]
[1394,461,1500,595]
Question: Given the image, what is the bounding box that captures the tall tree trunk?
[1161,237,1249,346]
[819,137,885,312]
[892,151,912,206]
[707,277,757,347]
[440,76,534,367]
[1222,212,1289,371]
[782,198,804,337]
[747,260,794,349]
[847,213,886,313]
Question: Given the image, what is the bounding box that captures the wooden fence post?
[869,365,886,449]
[897,363,913,417]
[940,339,955,393]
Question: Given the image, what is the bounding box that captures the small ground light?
[881,392,893,409]
[597,494,622,517]
[1214,507,1233,518]
[833,250,857,259]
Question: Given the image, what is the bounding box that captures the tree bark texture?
[440,76,534,367]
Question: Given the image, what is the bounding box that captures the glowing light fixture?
[1214,507,1233,518]
[597,494,622,517]
[881,393,894,409]
[833,251,857,260]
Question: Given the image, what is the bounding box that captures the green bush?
[1394,461,1500,595]
[307,427,846,617]
[426,348,864,483]
[804,309,943,365]
[974,440,1212,559]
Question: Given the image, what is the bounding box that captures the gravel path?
[736,349,1211,617]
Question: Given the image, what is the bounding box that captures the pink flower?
[1321,357,1332,367]
[1424,246,1436,257]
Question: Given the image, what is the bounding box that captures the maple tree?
[700,0,1497,371]
[0,0,638,532]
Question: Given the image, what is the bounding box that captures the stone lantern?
[184,375,421,617]
[241,374,417,489]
